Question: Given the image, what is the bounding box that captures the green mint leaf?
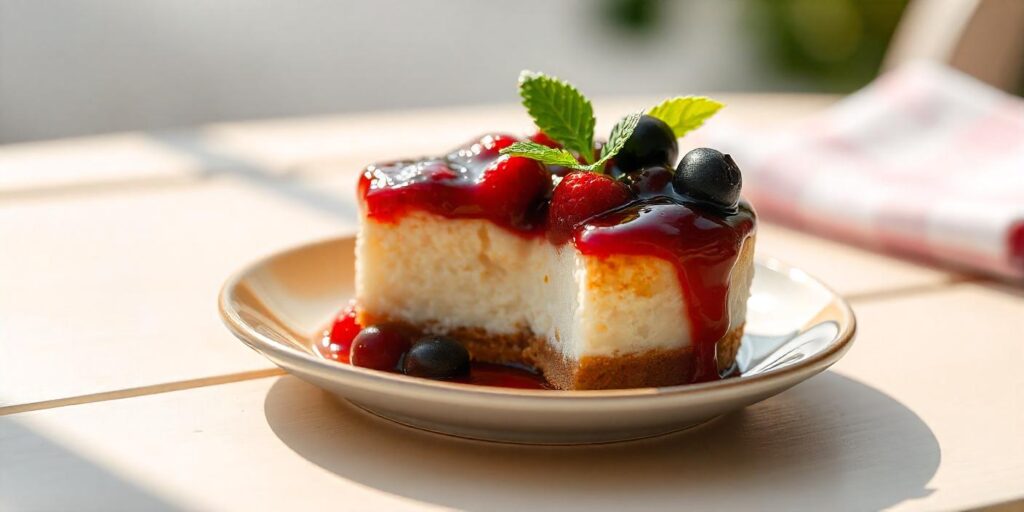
[500,141,582,168]
[594,111,642,169]
[500,112,643,174]
[646,96,724,138]
[518,71,596,164]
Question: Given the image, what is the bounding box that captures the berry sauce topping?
[358,134,551,233]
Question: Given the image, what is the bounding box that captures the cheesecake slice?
[357,211,754,389]
[353,133,756,390]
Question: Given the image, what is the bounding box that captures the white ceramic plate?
[219,236,855,444]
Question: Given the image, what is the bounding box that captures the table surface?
[1,94,1022,512]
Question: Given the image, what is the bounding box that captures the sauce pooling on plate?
[316,304,549,390]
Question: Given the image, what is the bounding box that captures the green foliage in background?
[603,0,663,33]
[601,0,910,92]
[745,0,909,91]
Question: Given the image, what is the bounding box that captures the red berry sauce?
[358,134,551,234]
[353,134,756,386]
[575,199,755,382]
[452,363,550,390]
[318,302,360,364]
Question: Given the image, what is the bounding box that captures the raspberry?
[547,171,633,244]
[476,155,551,229]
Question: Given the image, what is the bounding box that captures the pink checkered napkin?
[694,62,1024,281]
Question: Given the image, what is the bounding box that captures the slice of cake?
[334,72,756,390]
[356,205,754,390]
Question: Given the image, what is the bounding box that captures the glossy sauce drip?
[450,363,550,390]
[575,200,755,382]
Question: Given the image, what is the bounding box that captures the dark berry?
[622,165,674,198]
[349,324,411,371]
[673,148,742,208]
[605,158,626,179]
[547,171,633,244]
[614,115,678,172]
[402,336,471,380]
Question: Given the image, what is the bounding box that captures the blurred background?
[3,0,1020,144]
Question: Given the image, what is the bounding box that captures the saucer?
[219,236,855,444]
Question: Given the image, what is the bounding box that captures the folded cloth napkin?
[694,62,1024,281]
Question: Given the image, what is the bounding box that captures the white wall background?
[0,0,799,143]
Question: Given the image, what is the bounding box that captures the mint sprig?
[506,70,723,175]
[598,111,642,165]
[646,96,723,138]
[502,111,642,173]
[518,71,596,164]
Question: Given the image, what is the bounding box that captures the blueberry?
[673,148,742,208]
[614,115,678,172]
[622,165,674,197]
[402,336,471,380]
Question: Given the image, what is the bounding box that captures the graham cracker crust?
[358,310,744,390]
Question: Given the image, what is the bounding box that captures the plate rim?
[219,235,856,401]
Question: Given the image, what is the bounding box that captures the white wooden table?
[2,95,1022,511]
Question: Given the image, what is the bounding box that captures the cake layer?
[355,211,755,368]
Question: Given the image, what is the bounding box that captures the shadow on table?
[0,417,180,511]
[264,372,940,511]
[976,281,1024,299]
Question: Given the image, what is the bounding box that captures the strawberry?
[476,155,551,229]
[547,171,633,244]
